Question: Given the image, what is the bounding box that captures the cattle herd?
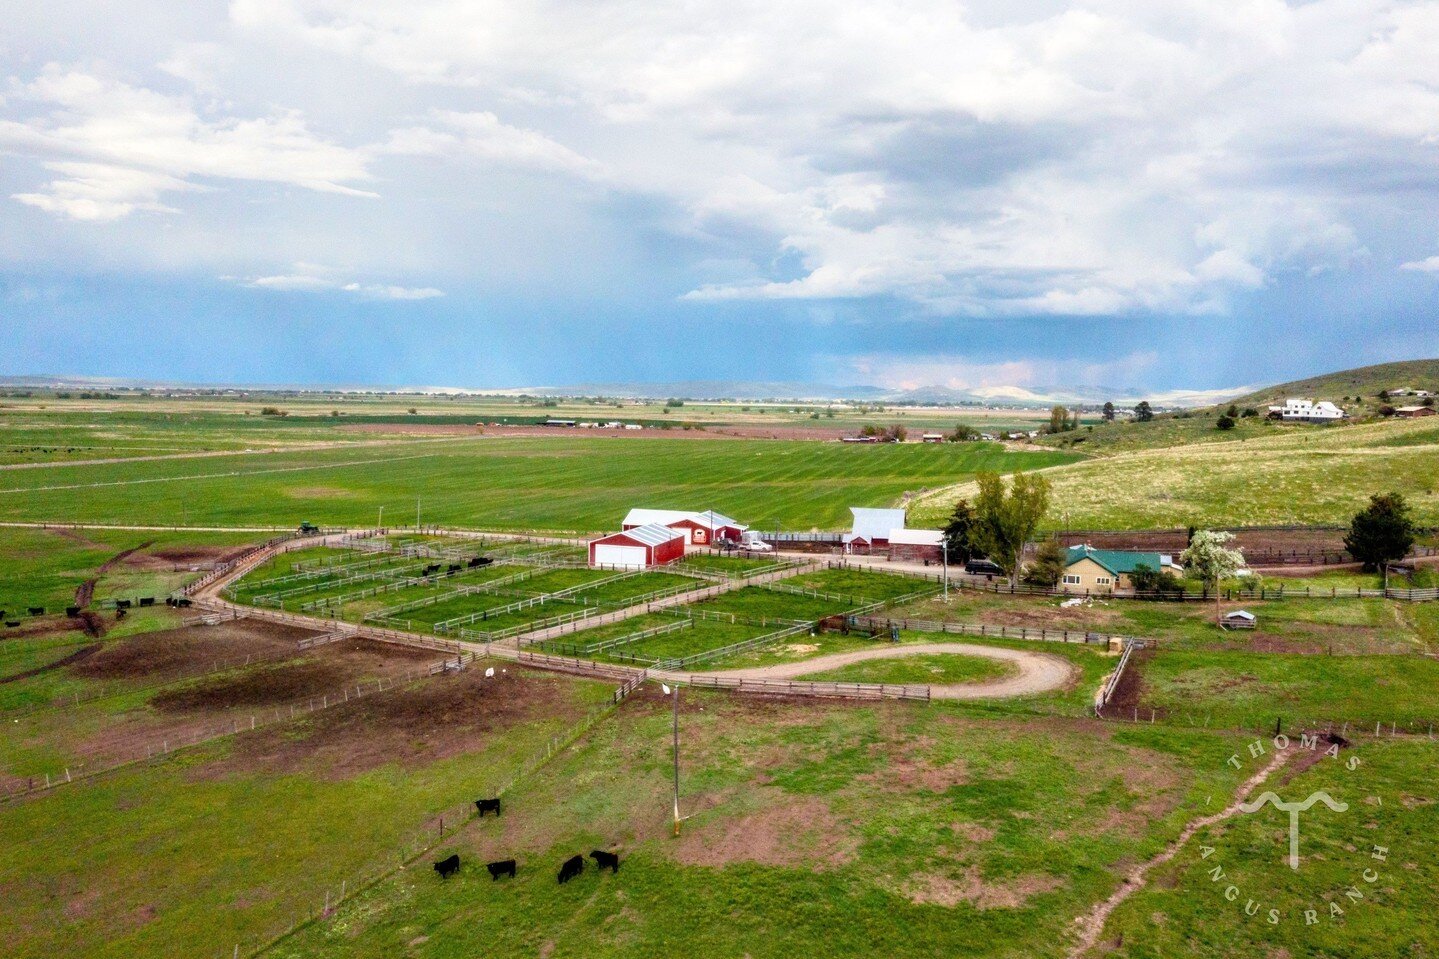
[432,796,621,886]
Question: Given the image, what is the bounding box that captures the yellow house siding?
[1059,557,1121,592]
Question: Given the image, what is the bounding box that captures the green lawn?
[799,652,1016,686]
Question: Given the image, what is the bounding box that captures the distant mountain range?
[13,364,1431,409]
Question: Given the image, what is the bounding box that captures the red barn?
[588,523,687,569]
[622,508,746,546]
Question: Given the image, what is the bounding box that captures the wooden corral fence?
[850,615,1135,647]
[1094,640,1139,715]
[679,674,931,702]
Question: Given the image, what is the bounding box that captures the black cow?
[66,606,82,617]
[447,564,461,574]
[558,854,585,884]
[115,599,131,610]
[474,798,501,817]
[434,854,460,879]
[138,597,155,607]
[486,859,516,880]
[27,607,44,616]
[177,598,192,608]
[590,850,620,873]
[4,622,19,628]
[115,608,127,620]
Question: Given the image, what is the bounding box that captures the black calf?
[487,859,516,880]
[66,606,82,617]
[590,850,620,873]
[434,854,460,879]
[27,607,44,616]
[558,854,584,884]
[474,798,501,817]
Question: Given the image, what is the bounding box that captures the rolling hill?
[1231,358,1439,407]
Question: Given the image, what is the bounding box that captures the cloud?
[234,265,442,300]
[0,65,376,220]
[382,110,601,177]
[1399,255,1439,274]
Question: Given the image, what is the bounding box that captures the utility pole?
[941,532,949,600]
[669,683,682,836]
[416,496,421,531]
[377,505,384,531]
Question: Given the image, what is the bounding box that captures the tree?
[1225,404,1239,418]
[970,471,1052,586]
[1048,405,1070,434]
[1424,396,1435,408]
[1181,530,1246,623]
[1023,538,1067,587]
[1344,492,1415,572]
[1130,563,1183,595]
[942,499,976,565]
[1135,401,1154,422]
[948,422,981,442]
[1102,401,1116,422]
[1216,414,1236,431]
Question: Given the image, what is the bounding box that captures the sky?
[1,0,1437,393]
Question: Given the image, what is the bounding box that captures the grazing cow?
[474,798,501,817]
[138,597,155,607]
[558,854,585,884]
[486,859,517,880]
[434,854,460,879]
[177,598,192,608]
[4,622,19,628]
[66,606,81,617]
[590,850,620,873]
[447,564,461,574]
[27,607,44,616]
[115,600,131,610]
[115,608,127,620]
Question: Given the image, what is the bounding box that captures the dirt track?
[681,642,1077,700]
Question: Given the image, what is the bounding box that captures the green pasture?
[0,667,614,959]
[1101,736,1439,958]
[0,436,1077,532]
[1127,649,1439,731]
[271,690,1251,959]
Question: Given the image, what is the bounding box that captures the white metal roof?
[595,522,685,547]
[850,507,908,541]
[1223,609,1257,621]
[888,528,943,546]
[622,508,746,531]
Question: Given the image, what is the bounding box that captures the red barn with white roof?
[588,523,687,569]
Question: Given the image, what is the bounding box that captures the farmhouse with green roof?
[1061,545,1185,593]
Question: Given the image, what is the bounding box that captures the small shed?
[1220,609,1257,630]
[845,508,908,552]
[589,523,686,569]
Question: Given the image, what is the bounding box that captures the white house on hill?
[1267,398,1345,422]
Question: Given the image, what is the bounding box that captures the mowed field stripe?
[0,452,449,494]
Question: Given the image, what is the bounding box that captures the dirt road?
[683,641,1076,700]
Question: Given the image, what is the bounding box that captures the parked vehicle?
[964,558,1004,576]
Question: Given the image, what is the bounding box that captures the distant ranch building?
[888,528,945,564]
[622,508,746,546]
[1061,545,1185,593]
[588,523,686,569]
[1267,398,1346,422]
[843,507,908,554]
[1393,405,1436,418]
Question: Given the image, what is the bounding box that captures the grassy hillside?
[912,416,1439,530]
[1231,357,1439,407]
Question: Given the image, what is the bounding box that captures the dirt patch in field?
[0,644,100,684]
[69,619,318,681]
[201,666,578,780]
[903,866,1064,909]
[672,793,857,869]
[151,658,356,711]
